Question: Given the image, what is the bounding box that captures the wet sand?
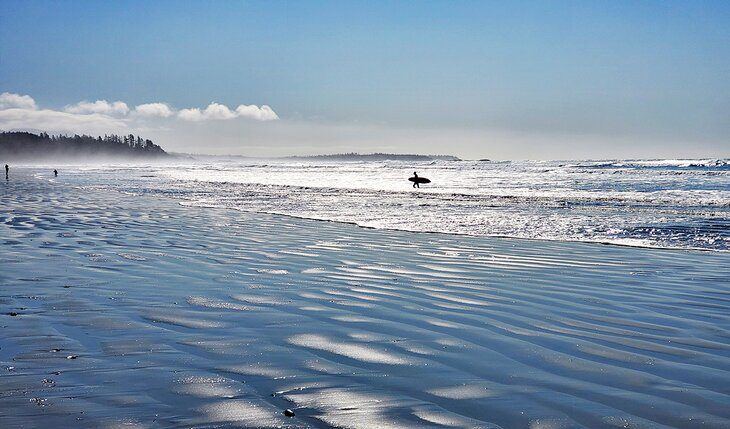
[2,170,730,428]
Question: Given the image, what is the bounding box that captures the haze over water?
[58,157,730,252]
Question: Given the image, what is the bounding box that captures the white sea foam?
[60,158,729,251]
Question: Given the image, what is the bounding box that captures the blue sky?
[1,0,729,158]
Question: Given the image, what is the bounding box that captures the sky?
[1,0,729,159]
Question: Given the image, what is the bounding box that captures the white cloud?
[177,102,278,121]
[0,92,37,110]
[177,108,203,121]
[0,108,127,134]
[178,104,237,121]
[134,102,174,117]
[202,102,237,120]
[0,93,279,126]
[1,93,127,135]
[235,104,279,121]
[64,100,129,115]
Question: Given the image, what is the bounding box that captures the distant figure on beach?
[54,169,58,177]
[4,164,8,179]
[408,171,431,188]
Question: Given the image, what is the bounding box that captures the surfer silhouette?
[5,164,8,180]
[408,171,431,188]
[54,169,58,177]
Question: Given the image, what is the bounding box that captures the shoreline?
[198,206,728,255]
[8,161,728,253]
[2,172,730,428]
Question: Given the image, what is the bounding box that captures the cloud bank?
[0,92,279,132]
[0,107,127,135]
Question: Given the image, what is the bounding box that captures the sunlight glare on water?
[65,158,730,251]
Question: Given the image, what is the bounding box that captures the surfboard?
[408,177,431,184]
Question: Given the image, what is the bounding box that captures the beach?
[2,170,730,428]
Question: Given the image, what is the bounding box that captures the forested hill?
[0,131,168,161]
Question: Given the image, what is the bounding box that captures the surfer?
[5,164,8,180]
[408,171,431,188]
[54,169,58,177]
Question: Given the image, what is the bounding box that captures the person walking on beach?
[408,171,430,188]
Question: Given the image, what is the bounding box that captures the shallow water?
[50,158,730,251]
[2,171,730,428]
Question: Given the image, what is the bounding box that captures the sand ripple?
[288,334,414,365]
[2,171,730,428]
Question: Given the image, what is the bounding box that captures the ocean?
[57,158,729,251]
[4,162,730,428]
